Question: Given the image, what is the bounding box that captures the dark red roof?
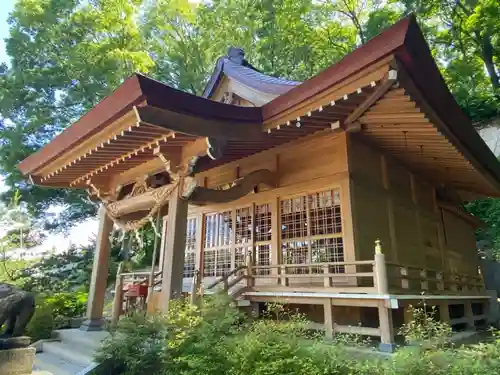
[18,15,500,194]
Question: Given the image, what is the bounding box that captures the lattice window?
[203,211,232,277]
[282,240,309,274]
[281,196,308,240]
[235,207,252,245]
[311,238,344,273]
[184,217,197,278]
[204,250,216,277]
[255,244,271,275]
[216,248,231,276]
[309,190,342,235]
[255,203,272,242]
[235,206,252,268]
[255,203,272,275]
[280,189,344,274]
[184,252,196,278]
[235,246,251,267]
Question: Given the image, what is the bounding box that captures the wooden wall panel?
[347,134,383,188]
[197,131,347,191]
[393,204,423,266]
[387,160,412,201]
[347,135,478,277]
[351,182,392,261]
[442,210,479,275]
[278,135,346,187]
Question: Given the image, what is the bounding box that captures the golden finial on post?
[375,239,382,254]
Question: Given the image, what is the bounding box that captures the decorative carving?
[105,181,179,232]
[130,177,148,197]
[186,169,277,205]
[222,91,233,104]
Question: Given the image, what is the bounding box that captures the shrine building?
[18,16,499,351]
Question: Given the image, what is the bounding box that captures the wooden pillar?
[464,300,475,330]
[271,197,280,281]
[111,263,124,326]
[324,299,334,340]
[195,213,204,293]
[160,186,188,313]
[374,240,388,294]
[378,302,396,352]
[81,205,114,331]
[438,302,450,323]
[381,156,398,263]
[158,215,169,272]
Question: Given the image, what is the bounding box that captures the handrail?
[206,265,247,290]
[386,261,484,294]
[265,260,375,268]
[226,273,247,290]
[121,270,163,287]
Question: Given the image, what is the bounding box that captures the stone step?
[55,329,109,351]
[34,352,89,375]
[34,329,109,375]
[40,341,93,367]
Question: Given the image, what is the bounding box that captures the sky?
[0,0,15,64]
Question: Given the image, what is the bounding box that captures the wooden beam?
[344,70,397,127]
[187,169,278,205]
[135,105,264,140]
[393,59,500,194]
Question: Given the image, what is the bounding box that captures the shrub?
[26,298,55,341]
[94,294,500,375]
[44,291,88,320]
[398,304,452,349]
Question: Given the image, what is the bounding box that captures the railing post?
[280,265,289,286]
[111,263,124,326]
[420,269,428,291]
[190,270,200,305]
[323,265,331,287]
[374,240,388,294]
[246,253,254,287]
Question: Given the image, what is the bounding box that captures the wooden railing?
[206,265,248,290]
[250,260,379,293]
[111,267,163,324]
[386,262,485,295]
[111,240,487,325]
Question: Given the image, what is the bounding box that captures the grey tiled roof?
[222,58,300,95]
[203,47,301,98]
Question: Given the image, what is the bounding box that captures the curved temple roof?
[203,47,300,98]
[18,15,500,198]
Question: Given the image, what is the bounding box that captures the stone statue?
[0,283,35,341]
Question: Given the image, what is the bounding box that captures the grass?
[0,258,35,282]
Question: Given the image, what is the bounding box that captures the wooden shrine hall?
[18,15,500,351]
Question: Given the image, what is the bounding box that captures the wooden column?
[158,215,169,272]
[270,197,280,281]
[324,299,334,340]
[81,205,114,331]
[464,300,475,330]
[374,240,388,294]
[438,302,450,323]
[381,156,398,263]
[111,263,124,326]
[378,302,396,352]
[195,213,204,292]
[160,186,188,313]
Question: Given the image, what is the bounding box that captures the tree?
[400,0,500,120]
[0,192,43,280]
[0,0,154,228]
[1,0,500,233]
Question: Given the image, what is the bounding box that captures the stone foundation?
[0,347,36,375]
